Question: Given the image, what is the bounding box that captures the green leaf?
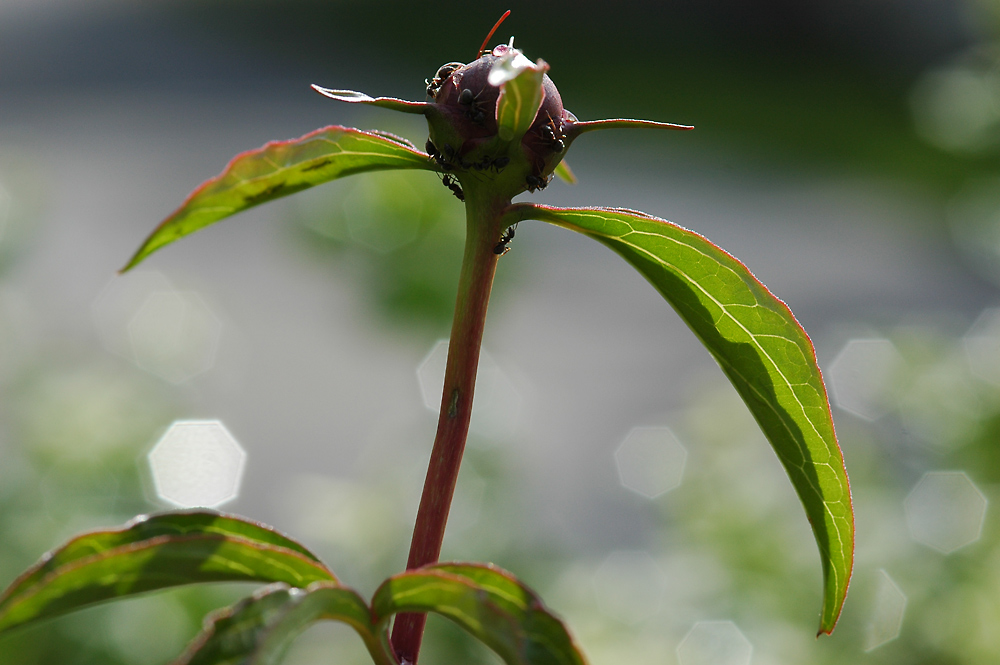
[493,57,549,143]
[506,204,853,635]
[310,86,429,115]
[176,582,391,665]
[0,512,336,635]
[553,160,577,184]
[565,118,693,140]
[123,126,440,271]
[372,563,586,665]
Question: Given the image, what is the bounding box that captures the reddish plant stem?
[390,192,508,664]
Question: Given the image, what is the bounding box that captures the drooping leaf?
[493,56,548,143]
[123,126,440,271]
[0,512,336,634]
[373,563,586,665]
[176,582,391,665]
[310,86,429,115]
[506,204,853,634]
[553,160,577,184]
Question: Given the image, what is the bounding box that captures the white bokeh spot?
[963,307,1000,385]
[864,569,907,651]
[614,426,687,499]
[677,621,752,665]
[828,337,902,421]
[904,471,987,554]
[416,339,522,438]
[148,420,246,508]
[128,289,222,384]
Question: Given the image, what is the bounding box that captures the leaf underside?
[508,203,853,634]
[175,562,584,665]
[373,564,587,665]
[0,512,336,635]
[175,582,384,665]
[123,126,440,271]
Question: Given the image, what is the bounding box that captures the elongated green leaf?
[176,582,390,665]
[0,512,336,634]
[565,118,693,140]
[553,160,577,184]
[493,58,548,142]
[123,126,439,271]
[506,204,853,634]
[373,563,586,665]
[310,86,429,115]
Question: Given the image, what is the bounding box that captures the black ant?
[458,88,487,124]
[426,62,463,99]
[525,174,549,192]
[539,114,565,153]
[493,223,518,255]
[441,173,465,201]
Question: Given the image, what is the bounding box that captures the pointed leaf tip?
[505,203,854,634]
[0,512,336,635]
[123,125,438,271]
[311,85,429,114]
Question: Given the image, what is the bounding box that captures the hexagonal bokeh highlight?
[416,339,522,438]
[963,307,1000,385]
[148,420,246,508]
[828,337,902,421]
[615,426,687,499]
[677,621,752,665]
[904,471,987,554]
[128,289,222,383]
[865,569,907,651]
[592,550,667,624]
[92,270,175,359]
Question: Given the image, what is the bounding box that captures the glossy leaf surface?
[123,126,439,271]
[493,57,548,142]
[0,512,336,634]
[506,204,853,634]
[373,563,586,665]
[177,582,389,665]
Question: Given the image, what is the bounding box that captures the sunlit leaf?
[373,563,586,665]
[176,582,391,665]
[494,57,548,142]
[123,126,440,271]
[310,86,428,115]
[0,512,336,634]
[553,160,577,184]
[506,204,853,634]
[565,118,693,139]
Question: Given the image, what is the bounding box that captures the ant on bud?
[493,223,518,255]
[441,173,465,201]
[525,174,549,192]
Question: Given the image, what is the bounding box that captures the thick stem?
[390,190,509,664]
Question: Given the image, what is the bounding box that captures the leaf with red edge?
[373,563,586,665]
[0,512,336,635]
[123,126,439,271]
[505,203,853,635]
[175,582,391,665]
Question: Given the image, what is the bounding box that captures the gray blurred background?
[2,1,1000,663]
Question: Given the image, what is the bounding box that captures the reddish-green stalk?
[390,187,510,664]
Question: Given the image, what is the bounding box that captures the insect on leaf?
[123,126,440,271]
[505,203,853,635]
